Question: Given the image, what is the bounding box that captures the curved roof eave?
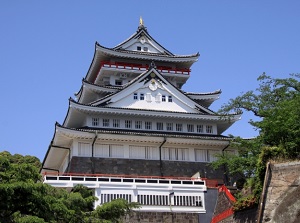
[70,99,241,122]
[96,43,199,62]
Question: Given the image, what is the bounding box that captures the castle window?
[115,80,122,85]
[125,120,132,129]
[163,148,188,161]
[176,123,182,132]
[78,142,91,157]
[187,124,194,132]
[206,125,213,134]
[167,123,173,131]
[113,119,120,128]
[168,96,172,102]
[195,149,207,162]
[133,93,138,100]
[197,125,203,133]
[162,95,166,102]
[145,121,152,130]
[92,118,99,126]
[137,46,141,51]
[103,119,110,127]
[140,93,144,100]
[135,120,142,129]
[156,122,164,130]
[143,46,148,51]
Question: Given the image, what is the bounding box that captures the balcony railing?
[43,172,218,188]
[100,61,191,75]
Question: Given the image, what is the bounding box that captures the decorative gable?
[93,69,213,114]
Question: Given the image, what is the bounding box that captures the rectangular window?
[135,120,142,129]
[187,124,194,132]
[167,123,173,131]
[162,95,166,102]
[140,93,144,100]
[92,118,99,126]
[125,120,132,129]
[94,144,123,158]
[145,121,152,130]
[78,142,91,157]
[103,119,110,127]
[143,47,148,51]
[115,80,122,85]
[133,93,138,100]
[163,148,188,161]
[137,46,141,51]
[197,125,203,133]
[155,93,161,102]
[176,123,183,132]
[195,149,207,162]
[156,122,164,130]
[113,119,120,128]
[168,96,172,102]
[206,125,213,134]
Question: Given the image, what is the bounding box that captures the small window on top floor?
[137,46,141,51]
[167,123,173,131]
[168,96,172,102]
[140,93,145,100]
[162,95,166,102]
[133,93,138,100]
[115,80,122,85]
[113,119,120,128]
[143,47,148,51]
[145,121,152,130]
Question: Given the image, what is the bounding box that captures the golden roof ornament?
[139,16,144,26]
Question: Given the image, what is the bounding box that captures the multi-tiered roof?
[41,20,240,175]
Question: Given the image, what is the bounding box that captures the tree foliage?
[0,151,139,222]
[212,73,300,210]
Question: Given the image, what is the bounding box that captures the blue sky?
[1,1,299,161]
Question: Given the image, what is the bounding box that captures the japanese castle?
[41,18,240,220]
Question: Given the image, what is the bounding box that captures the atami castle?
[41,19,240,222]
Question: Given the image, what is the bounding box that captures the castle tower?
[41,20,240,217]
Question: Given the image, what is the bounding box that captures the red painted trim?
[211,208,234,223]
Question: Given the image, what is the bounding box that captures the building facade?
[41,20,240,218]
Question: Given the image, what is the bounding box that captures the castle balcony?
[93,61,191,86]
[43,173,218,213]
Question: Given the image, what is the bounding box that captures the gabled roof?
[90,66,214,114]
[113,23,174,56]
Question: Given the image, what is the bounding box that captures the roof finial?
[139,16,144,26]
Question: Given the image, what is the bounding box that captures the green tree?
[212,73,300,210]
[0,151,139,222]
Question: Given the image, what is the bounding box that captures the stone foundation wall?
[67,156,224,179]
[262,161,300,223]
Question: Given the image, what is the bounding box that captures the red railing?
[43,172,218,187]
[100,61,191,75]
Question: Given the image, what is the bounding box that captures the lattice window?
[206,125,213,134]
[145,121,152,130]
[197,124,203,133]
[125,120,132,129]
[167,123,173,131]
[113,119,120,128]
[92,118,99,126]
[135,120,142,129]
[176,123,183,132]
[103,118,110,127]
[156,122,164,130]
[100,194,132,204]
[187,124,194,132]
